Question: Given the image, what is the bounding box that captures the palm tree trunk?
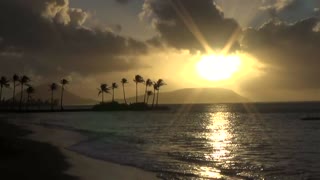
[112,88,115,102]
[136,82,138,103]
[102,92,104,103]
[60,86,64,111]
[0,85,3,103]
[146,96,149,104]
[143,85,147,103]
[122,84,127,104]
[12,81,16,104]
[156,90,160,107]
[152,89,156,108]
[19,84,24,110]
[27,94,30,111]
[51,91,53,110]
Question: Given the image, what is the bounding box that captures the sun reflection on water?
[199,112,234,179]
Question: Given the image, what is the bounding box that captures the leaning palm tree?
[60,79,69,110]
[19,75,30,110]
[133,75,144,103]
[26,86,35,110]
[146,90,153,105]
[121,78,128,104]
[12,74,19,104]
[155,79,166,107]
[49,83,58,111]
[152,83,158,108]
[0,76,10,102]
[144,79,153,103]
[98,84,110,103]
[111,82,118,102]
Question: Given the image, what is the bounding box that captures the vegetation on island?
[0,73,167,112]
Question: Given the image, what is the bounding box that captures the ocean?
[3,102,320,179]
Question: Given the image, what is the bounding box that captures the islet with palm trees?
[0,74,167,112]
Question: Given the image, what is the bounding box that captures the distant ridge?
[126,88,249,104]
[16,84,97,105]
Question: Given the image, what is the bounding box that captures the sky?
[1,0,320,102]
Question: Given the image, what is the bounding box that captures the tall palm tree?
[155,79,166,107]
[121,78,128,104]
[26,86,35,110]
[98,84,110,103]
[133,75,144,103]
[152,83,158,108]
[49,83,58,111]
[0,76,10,102]
[144,79,153,103]
[60,79,69,110]
[111,82,118,102]
[12,74,19,104]
[146,90,153,104]
[19,75,30,110]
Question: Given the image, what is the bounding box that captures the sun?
[196,55,241,81]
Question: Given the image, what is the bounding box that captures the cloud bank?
[0,0,148,78]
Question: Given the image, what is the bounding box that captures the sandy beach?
[24,124,159,180]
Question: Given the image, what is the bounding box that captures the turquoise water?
[3,103,320,179]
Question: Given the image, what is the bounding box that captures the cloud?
[140,0,241,53]
[115,0,129,4]
[0,0,148,79]
[241,17,320,93]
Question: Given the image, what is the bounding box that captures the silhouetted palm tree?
[60,79,69,110]
[133,75,144,103]
[112,82,118,102]
[121,78,128,104]
[144,79,153,103]
[49,83,58,111]
[155,79,166,107]
[19,75,30,110]
[146,91,153,104]
[98,84,110,103]
[0,76,10,102]
[152,83,158,108]
[26,86,35,110]
[12,74,19,104]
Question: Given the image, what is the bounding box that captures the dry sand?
[24,124,159,180]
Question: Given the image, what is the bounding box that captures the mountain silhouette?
[126,88,249,104]
[16,84,97,105]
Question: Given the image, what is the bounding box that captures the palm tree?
[26,86,35,110]
[121,78,128,104]
[49,83,58,111]
[19,75,30,110]
[152,83,158,108]
[146,91,153,104]
[0,76,10,102]
[60,79,69,110]
[144,79,153,103]
[111,82,118,102]
[155,79,166,107]
[133,75,144,103]
[12,74,19,104]
[98,84,110,103]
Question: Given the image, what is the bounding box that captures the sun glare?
[196,55,241,81]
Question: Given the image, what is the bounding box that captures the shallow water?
[3,103,320,179]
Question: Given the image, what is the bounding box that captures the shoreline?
[23,124,159,180]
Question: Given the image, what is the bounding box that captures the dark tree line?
[0,74,70,111]
[98,75,166,107]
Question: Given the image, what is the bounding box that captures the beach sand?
[24,124,159,180]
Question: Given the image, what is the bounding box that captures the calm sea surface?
[3,103,320,179]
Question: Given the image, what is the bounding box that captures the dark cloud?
[115,0,129,4]
[241,17,320,91]
[0,0,148,78]
[141,0,241,53]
